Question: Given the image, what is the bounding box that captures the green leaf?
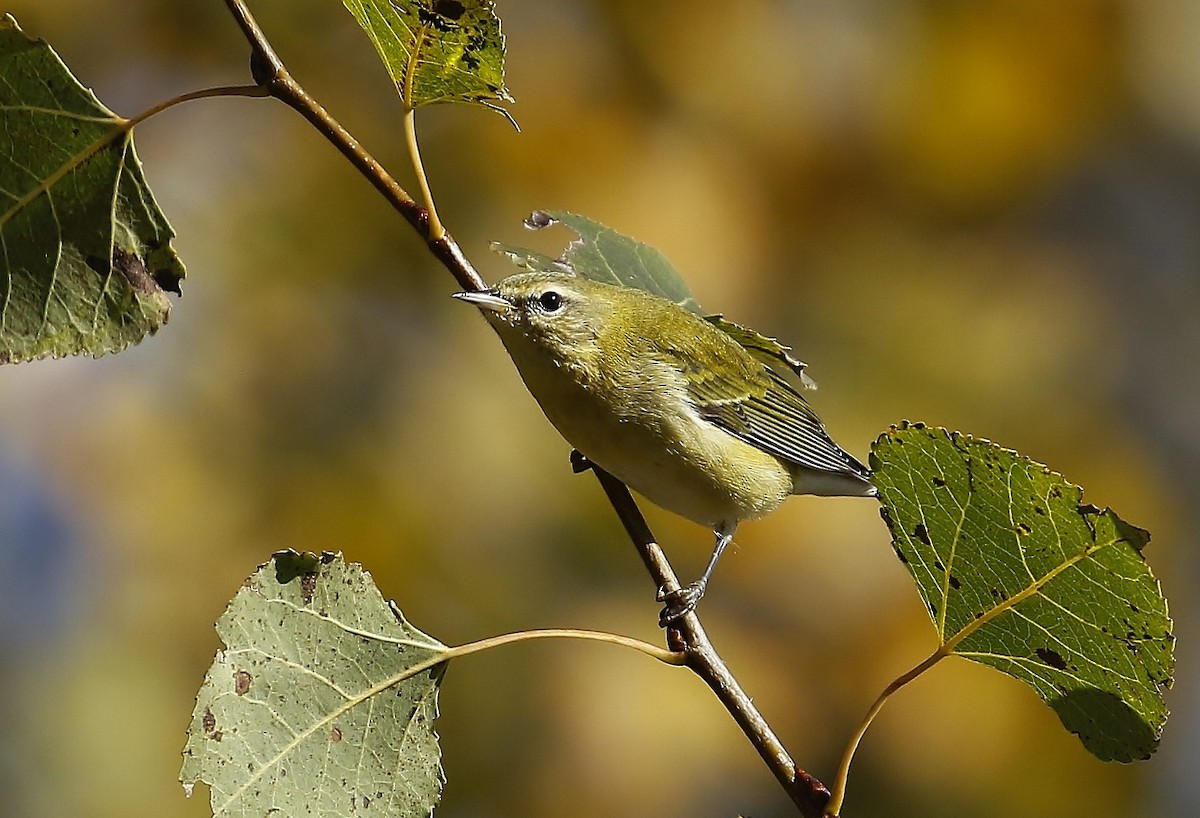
[492,210,822,387]
[181,551,448,818]
[492,209,702,313]
[872,422,1174,762]
[0,14,185,364]
[342,0,513,115]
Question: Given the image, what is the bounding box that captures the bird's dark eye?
[537,290,563,312]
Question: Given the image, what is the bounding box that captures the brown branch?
[219,2,829,815]
[590,466,830,818]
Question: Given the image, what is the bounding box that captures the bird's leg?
[658,524,736,626]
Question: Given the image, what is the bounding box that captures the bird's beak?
[452,288,512,314]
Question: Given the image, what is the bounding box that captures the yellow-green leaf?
[492,209,702,313]
[872,422,1174,762]
[342,0,513,114]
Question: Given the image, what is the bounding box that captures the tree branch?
[220,2,829,815]
[590,466,830,818]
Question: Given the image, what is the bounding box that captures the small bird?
[455,272,875,621]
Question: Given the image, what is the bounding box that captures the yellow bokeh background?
[1,2,1197,817]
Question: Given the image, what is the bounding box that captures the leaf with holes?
[492,209,702,313]
[871,422,1174,762]
[0,14,184,364]
[342,0,513,116]
[493,210,817,385]
[181,551,448,818]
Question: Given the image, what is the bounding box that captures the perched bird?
[455,272,875,621]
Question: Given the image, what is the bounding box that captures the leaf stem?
[398,26,445,240]
[221,0,483,291]
[824,648,946,816]
[403,107,445,241]
[126,83,272,127]
[445,628,686,665]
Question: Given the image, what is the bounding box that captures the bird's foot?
[569,449,593,474]
[657,579,708,627]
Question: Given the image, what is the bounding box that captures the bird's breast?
[503,336,793,528]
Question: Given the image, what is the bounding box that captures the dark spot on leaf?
[1049,486,1062,498]
[301,572,318,605]
[1037,647,1068,670]
[1034,505,1046,516]
[104,247,161,295]
[893,545,908,564]
[235,670,252,696]
[202,707,216,734]
[990,587,1003,599]
[913,523,932,546]
[933,560,945,572]
[331,726,343,742]
[418,2,459,31]
[1129,603,1140,613]
[363,796,371,808]
[932,476,946,487]
[948,574,961,590]
[1016,522,1032,535]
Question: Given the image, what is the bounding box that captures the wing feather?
[688,361,869,479]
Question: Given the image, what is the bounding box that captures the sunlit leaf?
[342,0,513,116]
[872,422,1174,762]
[181,551,448,818]
[492,209,702,313]
[0,14,184,364]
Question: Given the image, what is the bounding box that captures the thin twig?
[591,466,830,818]
[219,2,828,815]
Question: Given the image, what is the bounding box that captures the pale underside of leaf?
[0,13,185,363]
[872,422,1173,762]
[181,551,449,818]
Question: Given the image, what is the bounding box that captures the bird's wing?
[685,359,870,479]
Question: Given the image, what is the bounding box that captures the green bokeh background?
[2,2,1197,817]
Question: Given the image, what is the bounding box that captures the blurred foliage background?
[1,1,1197,816]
